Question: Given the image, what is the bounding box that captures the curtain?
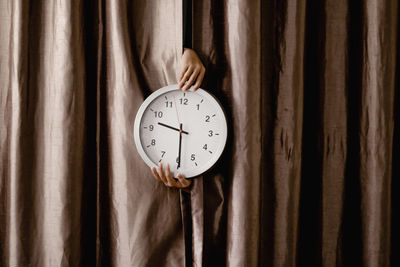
[0,0,398,266]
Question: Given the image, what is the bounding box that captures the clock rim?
[133,84,228,179]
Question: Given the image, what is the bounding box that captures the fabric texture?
[0,0,399,266]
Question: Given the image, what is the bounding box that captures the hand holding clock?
[152,120,191,189]
[151,124,191,189]
[177,48,205,91]
[152,163,191,189]
[150,49,205,189]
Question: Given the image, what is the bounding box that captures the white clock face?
[134,85,228,178]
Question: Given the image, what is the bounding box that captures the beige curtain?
[1,0,399,266]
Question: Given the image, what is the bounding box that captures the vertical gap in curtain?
[259,0,280,265]
[341,0,363,265]
[96,0,104,265]
[180,190,193,267]
[180,1,193,266]
[96,0,112,265]
[191,0,232,266]
[391,2,400,264]
[81,0,103,266]
[298,0,325,265]
[204,0,235,265]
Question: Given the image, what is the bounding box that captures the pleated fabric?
[0,0,399,266]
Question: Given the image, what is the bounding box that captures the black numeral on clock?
[208,130,213,137]
[151,139,156,146]
[165,101,172,108]
[205,115,210,122]
[191,154,196,161]
[159,150,166,163]
[154,111,163,118]
[179,98,188,105]
[203,144,207,150]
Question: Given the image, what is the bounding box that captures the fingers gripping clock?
[134,85,228,178]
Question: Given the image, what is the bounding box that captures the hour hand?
[158,122,189,135]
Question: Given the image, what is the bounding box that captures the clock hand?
[158,122,189,135]
[177,123,183,169]
[173,96,181,125]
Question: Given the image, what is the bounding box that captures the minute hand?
[158,122,189,135]
[177,123,183,169]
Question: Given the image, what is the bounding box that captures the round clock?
[134,84,228,178]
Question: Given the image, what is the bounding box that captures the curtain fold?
[97,1,184,266]
[358,1,397,265]
[0,0,399,266]
[1,0,87,266]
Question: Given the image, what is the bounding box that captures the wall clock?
[134,84,228,178]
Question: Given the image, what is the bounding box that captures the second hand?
[173,95,181,126]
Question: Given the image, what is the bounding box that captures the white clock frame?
[133,84,228,178]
